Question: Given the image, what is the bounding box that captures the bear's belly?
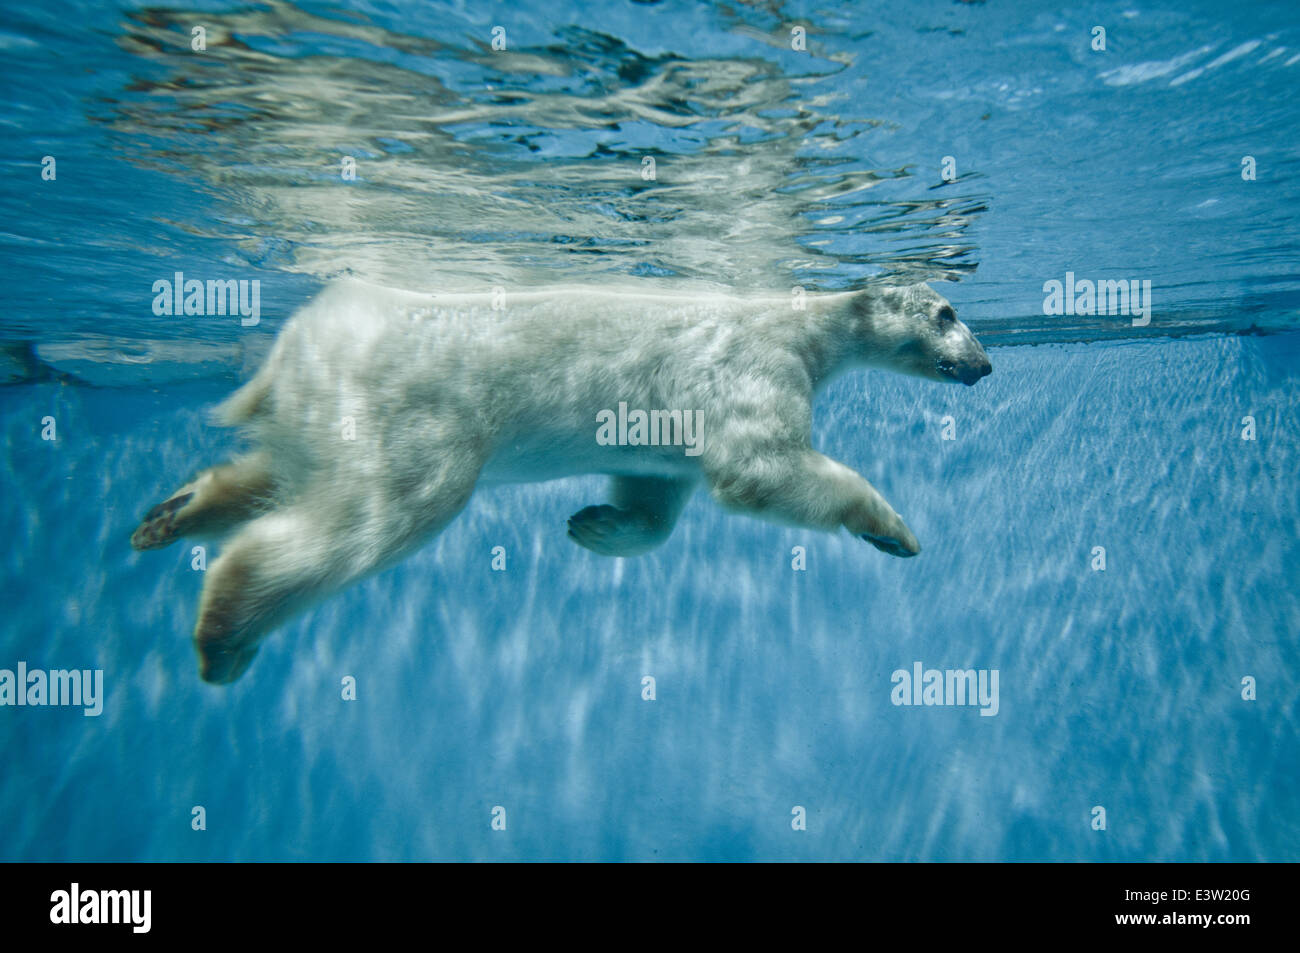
[479,430,701,486]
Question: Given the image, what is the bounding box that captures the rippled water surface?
[1,0,1297,861]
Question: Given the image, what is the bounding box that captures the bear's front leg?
[705,448,920,557]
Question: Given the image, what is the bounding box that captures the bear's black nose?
[961,361,992,386]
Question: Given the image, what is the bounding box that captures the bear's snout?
[937,357,992,385]
[960,358,992,386]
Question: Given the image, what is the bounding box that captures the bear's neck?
[794,293,889,391]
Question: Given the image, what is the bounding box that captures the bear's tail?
[211,370,272,427]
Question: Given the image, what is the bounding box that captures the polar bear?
[132,280,990,683]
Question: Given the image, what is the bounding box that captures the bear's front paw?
[196,639,260,685]
[567,504,660,557]
[860,526,920,558]
[567,504,630,555]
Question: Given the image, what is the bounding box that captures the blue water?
[2,0,1298,861]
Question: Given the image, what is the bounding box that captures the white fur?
[138,279,991,682]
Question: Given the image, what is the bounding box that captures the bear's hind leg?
[567,475,697,557]
[193,456,481,684]
[131,452,274,551]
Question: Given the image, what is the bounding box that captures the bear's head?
[853,283,992,386]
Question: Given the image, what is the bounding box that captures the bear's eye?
[937,306,956,324]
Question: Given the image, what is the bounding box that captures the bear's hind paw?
[130,492,195,551]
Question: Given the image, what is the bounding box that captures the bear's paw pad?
[566,504,650,556]
[860,531,920,558]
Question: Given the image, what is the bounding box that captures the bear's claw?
[131,492,194,551]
